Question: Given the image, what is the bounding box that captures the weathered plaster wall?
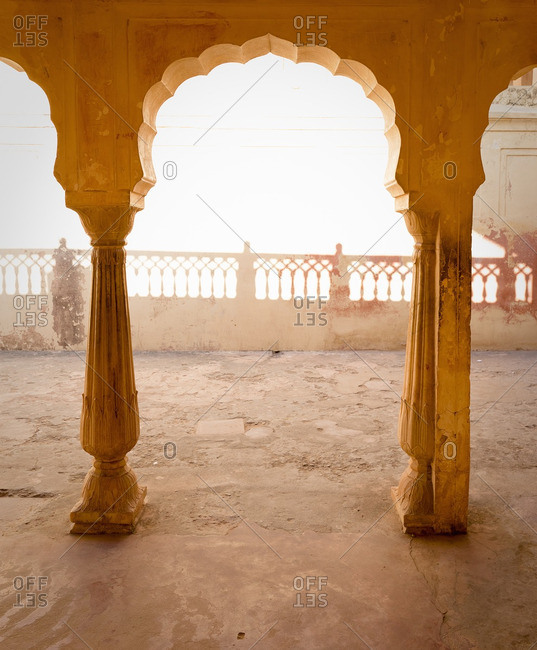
[1,249,535,351]
[475,100,537,266]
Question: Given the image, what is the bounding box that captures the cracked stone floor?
[0,349,536,649]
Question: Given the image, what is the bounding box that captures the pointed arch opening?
[135,35,405,203]
[127,37,414,353]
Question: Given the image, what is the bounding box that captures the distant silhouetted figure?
[51,238,85,347]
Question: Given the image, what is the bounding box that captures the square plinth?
[70,486,147,535]
[391,486,435,535]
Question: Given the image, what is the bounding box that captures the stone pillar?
[432,191,473,534]
[392,210,438,534]
[67,193,146,534]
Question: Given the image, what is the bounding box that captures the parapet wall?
[1,244,535,351]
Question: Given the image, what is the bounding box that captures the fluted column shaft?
[69,197,146,534]
[392,210,437,534]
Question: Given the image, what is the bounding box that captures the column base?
[70,486,146,534]
[69,459,147,535]
[391,486,435,535]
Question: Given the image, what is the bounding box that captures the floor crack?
[409,537,450,647]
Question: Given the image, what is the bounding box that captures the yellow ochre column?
[392,210,437,534]
[69,195,146,534]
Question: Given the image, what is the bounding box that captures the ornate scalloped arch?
[135,34,404,201]
[0,56,67,191]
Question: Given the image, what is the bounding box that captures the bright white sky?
[0,53,500,256]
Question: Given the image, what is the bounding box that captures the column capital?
[403,209,439,245]
[65,190,144,246]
